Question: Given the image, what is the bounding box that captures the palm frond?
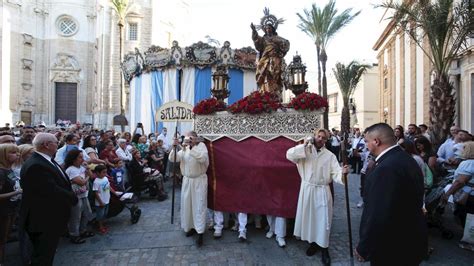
[379,0,473,76]
[332,61,369,101]
[297,0,360,49]
[111,0,130,21]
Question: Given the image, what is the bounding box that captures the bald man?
[355,123,427,265]
[20,133,77,265]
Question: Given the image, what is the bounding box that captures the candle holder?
[287,54,308,97]
[210,66,230,102]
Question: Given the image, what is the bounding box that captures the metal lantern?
[287,54,308,96]
[210,66,230,102]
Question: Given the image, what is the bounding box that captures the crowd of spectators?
[0,122,177,264]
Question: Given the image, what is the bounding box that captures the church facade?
[0,0,155,129]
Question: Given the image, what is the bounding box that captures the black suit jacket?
[357,146,427,265]
[19,152,77,233]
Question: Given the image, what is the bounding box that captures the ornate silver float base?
[194,109,323,142]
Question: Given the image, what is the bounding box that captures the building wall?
[374,11,473,133]
[327,67,380,131]
[0,0,153,130]
[375,26,432,129]
[454,47,474,133]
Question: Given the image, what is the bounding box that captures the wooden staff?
[340,132,353,258]
[171,124,178,224]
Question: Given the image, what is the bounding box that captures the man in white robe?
[287,129,349,266]
[169,131,209,247]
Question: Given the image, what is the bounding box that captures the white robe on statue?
[169,142,209,234]
[286,144,343,248]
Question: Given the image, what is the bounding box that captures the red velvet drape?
[207,136,301,218]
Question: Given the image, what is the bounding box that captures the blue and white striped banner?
[129,67,256,139]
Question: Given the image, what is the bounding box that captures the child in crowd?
[93,164,115,234]
[110,159,125,191]
[64,150,94,244]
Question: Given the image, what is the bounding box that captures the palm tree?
[380,0,473,147]
[297,0,360,129]
[111,0,131,130]
[332,61,369,137]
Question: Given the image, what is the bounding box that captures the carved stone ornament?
[121,41,257,83]
[219,41,233,66]
[18,98,36,107]
[233,47,257,70]
[21,59,33,70]
[22,33,33,45]
[194,109,322,142]
[121,48,143,82]
[50,53,81,82]
[21,83,32,91]
[143,45,171,71]
[185,41,217,68]
[170,40,184,66]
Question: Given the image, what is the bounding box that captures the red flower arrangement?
[228,91,282,114]
[287,92,328,111]
[193,97,227,115]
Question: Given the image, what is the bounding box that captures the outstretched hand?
[250,23,256,31]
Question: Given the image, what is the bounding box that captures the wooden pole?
[340,132,353,258]
[171,124,178,224]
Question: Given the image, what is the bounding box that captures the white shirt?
[158,133,171,151]
[375,144,399,162]
[54,145,67,165]
[351,136,365,150]
[93,177,111,205]
[116,146,132,161]
[437,138,456,163]
[331,135,341,147]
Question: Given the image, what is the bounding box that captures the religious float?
[122,8,326,218]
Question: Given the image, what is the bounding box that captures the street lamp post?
[287,54,308,97]
[210,66,230,102]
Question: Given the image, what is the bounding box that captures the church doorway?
[55,82,77,123]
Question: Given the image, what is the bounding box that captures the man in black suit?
[355,123,427,266]
[20,133,78,265]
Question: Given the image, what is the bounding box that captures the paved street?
[6,173,474,265]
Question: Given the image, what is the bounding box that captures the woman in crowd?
[394,125,405,145]
[129,149,167,201]
[135,135,149,159]
[11,144,34,264]
[116,138,132,187]
[64,149,94,244]
[400,141,426,181]
[0,144,22,264]
[147,141,164,173]
[12,144,35,178]
[147,133,156,144]
[415,136,438,173]
[443,141,474,227]
[99,140,119,169]
[82,135,106,165]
